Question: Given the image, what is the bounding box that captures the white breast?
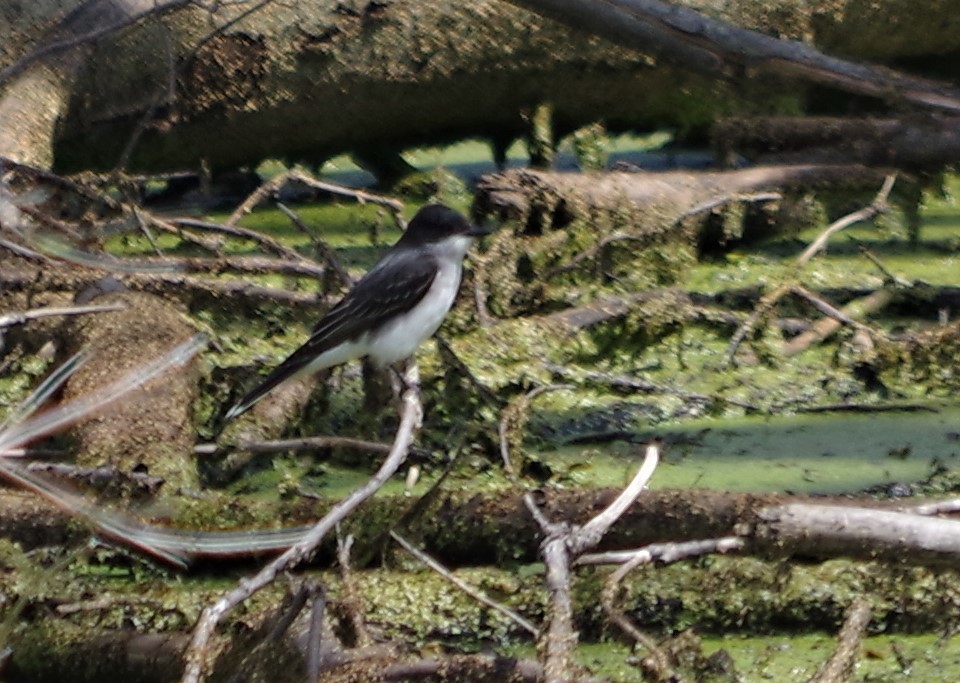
[366,249,466,366]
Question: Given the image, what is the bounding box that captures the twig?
[132,206,164,256]
[725,282,791,366]
[435,335,504,407]
[24,462,164,494]
[0,303,125,330]
[797,174,897,265]
[0,237,54,263]
[545,362,757,411]
[675,192,782,223]
[593,537,744,680]
[390,530,539,636]
[179,362,423,683]
[577,536,744,567]
[853,241,911,287]
[225,169,403,228]
[170,216,313,263]
[275,202,353,288]
[569,442,661,555]
[533,442,661,682]
[498,385,572,479]
[334,531,371,647]
[194,435,431,460]
[807,598,872,683]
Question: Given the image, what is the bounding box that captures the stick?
[807,598,872,683]
[179,362,422,683]
[0,303,125,330]
[390,531,539,636]
[797,174,896,265]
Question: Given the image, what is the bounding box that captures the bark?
[61,289,201,493]
[473,164,892,234]
[4,1,960,172]
[505,0,960,111]
[714,116,960,170]
[0,487,954,568]
[754,503,960,567]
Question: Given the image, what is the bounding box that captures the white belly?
[366,259,463,365]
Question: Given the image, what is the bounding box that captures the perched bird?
[225,204,489,420]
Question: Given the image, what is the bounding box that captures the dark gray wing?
[226,250,437,419]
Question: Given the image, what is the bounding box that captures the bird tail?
[224,352,316,421]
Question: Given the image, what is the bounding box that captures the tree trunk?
[5,0,960,172]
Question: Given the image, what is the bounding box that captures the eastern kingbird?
[225,204,488,420]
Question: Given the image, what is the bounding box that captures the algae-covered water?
[533,405,960,495]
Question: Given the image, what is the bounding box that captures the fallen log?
[474,164,892,235]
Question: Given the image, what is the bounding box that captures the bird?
[225,204,489,420]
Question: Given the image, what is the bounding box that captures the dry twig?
[519,439,661,682]
[725,174,897,365]
[179,362,423,683]
[225,170,403,228]
[390,530,539,636]
[807,598,872,683]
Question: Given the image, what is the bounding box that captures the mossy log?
[6,1,960,171]
[61,289,200,493]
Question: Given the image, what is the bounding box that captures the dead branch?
[715,116,960,170]
[507,0,960,112]
[24,462,164,495]
[113,254,327,279]
[545,362,758,411]
[577,537,744,567]
[179,361,423,683]
[807,598,872,683]
[595,537,743,681]
[781,289,894,357]
[194,435,429,460]
[798,174,896,264]
[390,530,539,636]
[752,503,960,567]
[275,202,354,289]
[476,165,890,233]
[533,442,661,682]
[0,262,322,309]
[0,303,125,330]
[333,531,370,648]
[225,170,403,228]
[170,216,313,264]
[498,385,573,479]
[726,174,896,363]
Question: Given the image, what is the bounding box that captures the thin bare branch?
[570,442,660,554]
[0,303,125,330]
[391,530,539,636]
[797,174,897,265]
[179,362,422,683]
[225,169,403,228]
[807,598,872,683]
